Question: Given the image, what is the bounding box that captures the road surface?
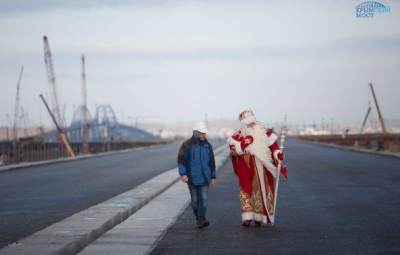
[0,139,224,249]
[151,140,400,255]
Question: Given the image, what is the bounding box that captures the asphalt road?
[151,140,400,255]
[0,139,224,249]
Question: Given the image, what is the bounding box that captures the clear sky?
[1,0,399,128]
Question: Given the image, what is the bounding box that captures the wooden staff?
[272,115,287,226]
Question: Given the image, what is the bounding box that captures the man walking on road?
[228,110,287,227]
[177,122,216,229]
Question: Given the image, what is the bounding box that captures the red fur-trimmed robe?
[229,130,284,224]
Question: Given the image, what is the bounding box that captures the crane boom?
[369,83,387,134]
[6,114,13,126]
[359,107,371,134]
[39,94,75,157]
[43,36,63,129]
[13,66,24,141]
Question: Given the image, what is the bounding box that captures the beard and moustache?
[240,122,277,177]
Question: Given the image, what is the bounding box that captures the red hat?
[239,110,257,126]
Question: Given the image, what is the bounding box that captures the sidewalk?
[77,147,229,255]
[150,158,250,255]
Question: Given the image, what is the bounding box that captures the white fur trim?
[240,115,257,126]
[255,157,274,223]
[266,132,278,146]
[273,150,280,161]
[241,212,269,224]
[227,136,244,156]
[256,153,277,178]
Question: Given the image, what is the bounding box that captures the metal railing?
[0,140,172,166]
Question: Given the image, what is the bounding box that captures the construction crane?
[13,66,24,141]
[20,107,28,137]
[369,83,387,134]
[40,94,75,157]
[359,106,372,134]
[6,114,13,126]
[81,55,89,154]
[26,110,33,129]
[43,36,63,130]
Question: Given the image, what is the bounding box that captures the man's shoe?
[255,221,261,227]
[242,220,251,228]
[197,219,210,229]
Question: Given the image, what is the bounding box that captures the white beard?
[241,122,277,177]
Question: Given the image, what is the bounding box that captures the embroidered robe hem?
[230,152,275,224]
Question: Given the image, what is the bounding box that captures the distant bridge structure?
[40,104,154,142]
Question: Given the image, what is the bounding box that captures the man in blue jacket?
[177,122,216,229]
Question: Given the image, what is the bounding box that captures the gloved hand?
[240,136,254,151]
[229,144,238,156]
[277,151,285,161]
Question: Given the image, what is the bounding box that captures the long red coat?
[229,130,284,223]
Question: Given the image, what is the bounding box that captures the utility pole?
[6,113,12,140]
[81,55,89,154]
[13,67,24,142]
[369,83,387,134]
[5,127,9,141]
[62,104,66,128]
[12,67,23,164]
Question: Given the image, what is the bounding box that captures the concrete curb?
[0,144,228,255]
[78,147,230,255]
[147,149,229,254]
[291,139,400,159]
[0,144,170,173]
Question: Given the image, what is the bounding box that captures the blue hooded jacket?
[177,135,216,186]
